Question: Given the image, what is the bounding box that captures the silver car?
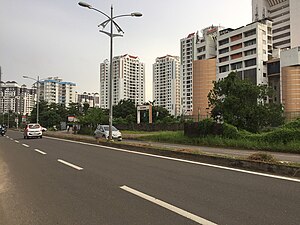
[94,125,122,141]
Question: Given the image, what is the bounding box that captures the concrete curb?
[44,132,300,178]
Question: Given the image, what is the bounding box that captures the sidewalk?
[46,131,300,164]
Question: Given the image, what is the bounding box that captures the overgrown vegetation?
[139,119,300,153]
[208,72,285,133]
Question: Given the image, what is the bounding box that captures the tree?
[78,108,108,127]
[113,99,136,124]
[208,72,284,132]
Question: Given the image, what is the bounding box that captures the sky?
[0,0,252,101]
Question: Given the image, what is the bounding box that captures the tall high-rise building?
[180,32,198,116]
[100,59,109,109]
[180,26,221,116]
[252,0,300,49]
[153,55,180,116]
[100,54,145,108]
[0,81,35,115]
[39,77,76,107]
[217,19,273,86]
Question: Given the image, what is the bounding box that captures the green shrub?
[222,123,239,139]
[282,118,300,130]
[262,128,300,144]
[197,119,216,136]
[78,126,94,135]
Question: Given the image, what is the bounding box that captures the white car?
[94,125,122,141]
[24,123,43,139]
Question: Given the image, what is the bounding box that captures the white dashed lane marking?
[34,149,47,155]
[120,185,217,225]
[57,159,83,171]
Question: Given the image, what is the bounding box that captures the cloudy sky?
[0,0,251,101]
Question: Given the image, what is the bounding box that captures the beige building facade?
[192,58,216,121]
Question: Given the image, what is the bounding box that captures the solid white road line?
[57,159,83,171]
[120,185,217,225]
[34,149,47,155]
[15,140,19,143]
[22,144,29,148]
[45,136,300,183]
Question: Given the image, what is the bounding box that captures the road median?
[44,131,300,178]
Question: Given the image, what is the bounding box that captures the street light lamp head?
[23,75,28,78]
[78,1,92,9]
[131,12,142,17]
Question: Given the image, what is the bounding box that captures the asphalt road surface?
[0,130,299,225]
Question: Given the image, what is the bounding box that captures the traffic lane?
[0,134,202,225]
[8,132,300,225]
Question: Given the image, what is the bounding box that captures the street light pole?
[78,1,142,141]
[37,75,40,124]
[109,5,114,141]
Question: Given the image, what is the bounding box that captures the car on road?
[0,125,6,136]
[94,125,122,141]
[24,123,43,139]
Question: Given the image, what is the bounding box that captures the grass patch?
[138,131,300,154]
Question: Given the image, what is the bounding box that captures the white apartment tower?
[39,77,76,107]
[0,81,35,115]
[217,19,273,85]
[180,32,198,116]
[100,59,109,109]
[100,54,145,108]
[153,55,180,116]
[252,0,300,49]
[180,26,222,116]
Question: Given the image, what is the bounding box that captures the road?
[0,130,299,225]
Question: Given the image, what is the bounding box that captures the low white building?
[217,19,273,85]
[39,77,76,107]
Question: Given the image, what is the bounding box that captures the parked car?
[41,127,47,132]
[94,125,122,141]
[24,123,43,139]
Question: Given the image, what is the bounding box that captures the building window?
[244,29,256,37]
[219,47,229,55]
[219,38,229,46]
[231,62,243,70]
[244,49,256,56]
[244,58,256,67]
[219,65,229,73]
[244,39,256,47]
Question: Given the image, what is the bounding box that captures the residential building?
[39,77,76,107]
[100,59,109,109]
[100,54,145,108]
[77,92,100,108]
[180,32,198,116]
[280,47,300,120]
[0,81,35,115]
[217,19,273,86]
[153,55,180,116]
[252,0,300,49]
[180,25,221,116]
